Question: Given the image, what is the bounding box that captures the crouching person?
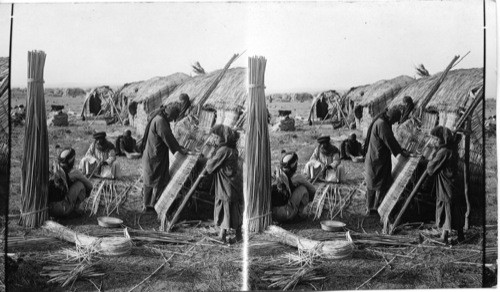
[426,126,465,244]
[204,125,243,244]
[272,152,316,223]
[48,148,93,218]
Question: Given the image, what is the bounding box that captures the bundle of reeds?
[20,51,49,228]
[5,236,62,251]
[262,266,325,290]
[41,262,104,288]
[245,56,271,233]
[306,184,356,220]
[88,227,194,245]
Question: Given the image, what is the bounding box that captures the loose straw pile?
[20,50,49,228]
[245,56,271,233]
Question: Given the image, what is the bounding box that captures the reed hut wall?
[357,75,415,137]
[124,73,191,135]
[390,68,484,224]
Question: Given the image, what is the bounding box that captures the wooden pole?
[463,118,471,230]
[389,172,428,235]
[166,167,207,232]
[417,55,460,119]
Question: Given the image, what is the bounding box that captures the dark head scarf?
[280,152,298,176]
[349,133,357,141]
[93,132,106,140]
[430,126,458,149]
[385,107,402,125]
[178,93,191,119]
[210,124,240,149]
[124,130,131,137]
[400,96,415,124]
[164,104,181,122]
[58,147,76,171]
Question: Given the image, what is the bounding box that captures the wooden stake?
[463,117,471,230]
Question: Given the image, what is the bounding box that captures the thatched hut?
[121,73,190,134]
[80,86,116,119]
[164,67,247,130]
[307,90,343,124]
[356,75,415,136]
[389,67,484,224]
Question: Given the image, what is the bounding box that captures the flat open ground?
[247,100,497,290]
[5,96,497,291]
[7,94,243,291]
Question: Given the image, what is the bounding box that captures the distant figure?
[426,126,465,244]
[205,124,243,243]
[178,93,192,121]
[79,132,120,179]
[142,104,187,212]
[271,152,316,222]
[399,96,415,124]
[341,133,364,161]
[49,148,93,218]
[364,108,409,214]
[115,130,138,157]
[303,136,345,183]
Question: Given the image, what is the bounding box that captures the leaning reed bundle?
[262,266,325,290]
[245,56,271,233]
[20,51,49,228]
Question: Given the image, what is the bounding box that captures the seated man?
[49,148,93,218]
[79,132,120,178]
[303,136,345,183]
[271,152,316,223]
[115,130,138,157]
[341,133,364,161]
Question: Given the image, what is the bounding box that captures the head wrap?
[210,124,240,148]
[179,93,190,102]
[93,131,106,140]
[349,133,357,141]
[58,147,76,170]
[430,126,457,149]
[280,152,298,175]
[386,107,402,124]
[317,136,330,145]
[124,130,131,137]
[164,104,181,121]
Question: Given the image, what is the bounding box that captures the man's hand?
[401,149,410,158]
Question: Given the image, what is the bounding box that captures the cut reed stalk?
[20,50,49,228]
[245,56,272,233]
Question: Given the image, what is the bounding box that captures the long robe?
[142,114,181,188]
[303,146,345,182]
[206,145,242,230]
[364,116,402,191]
[426,147,464,231]
[79,140,120,178]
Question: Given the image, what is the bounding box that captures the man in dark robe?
[341,133,364,160]
[142,104,187,212]
[426,126,464,244]
[116,130,138,156]
[204,124,243,243]
[364,108,409,213]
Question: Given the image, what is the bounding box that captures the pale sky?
[0,0,497,98]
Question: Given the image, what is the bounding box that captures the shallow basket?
[352,156,364,163]
[98,237,132,256]
[98,216,123,228]
[320,220,346,232]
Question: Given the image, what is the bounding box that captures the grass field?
[6,96,497,290]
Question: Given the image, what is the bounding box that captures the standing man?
[364,108,408,214]
[142,104,187,212]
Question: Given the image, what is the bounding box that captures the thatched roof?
[344,84,371,104]
[164,67,247,111]
[389,68,483,112]
[0,58,8,141]
[0,57,8,84]
[126,73,191,103]
[358,75,415,106]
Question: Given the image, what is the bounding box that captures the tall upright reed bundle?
[244,56,271,232]
[20,51,49,228]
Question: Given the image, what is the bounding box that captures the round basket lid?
[98,216,123,228]
[320,220,346,231]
